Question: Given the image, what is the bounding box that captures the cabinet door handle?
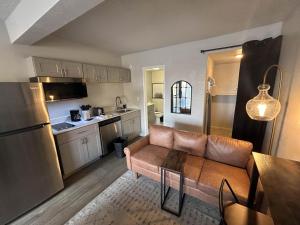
[85,137,90,159]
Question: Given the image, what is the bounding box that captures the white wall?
[211,62,240,95]
[270,6,300,161]
[211,95,236,135]
[0,20,123,123]
[122,23,282,135]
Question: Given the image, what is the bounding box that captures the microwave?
[29,77,88,102]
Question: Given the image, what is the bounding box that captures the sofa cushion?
[198,159,250,203]
[173,130,207,156]
[206,135,252,168]
[131,144,170,173]
[149,125,174,149]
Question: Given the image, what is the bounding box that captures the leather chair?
[219,179,273,225]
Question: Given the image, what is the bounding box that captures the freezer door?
[0,83,49,134]
[0,124,64,225]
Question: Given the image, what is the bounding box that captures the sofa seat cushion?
[173,130,207,157]
[206,135,253,168]
[168,154,205,188]
[131,144,170,173]
[198,159,250,203]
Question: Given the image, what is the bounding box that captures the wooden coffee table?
[160,150,187,216]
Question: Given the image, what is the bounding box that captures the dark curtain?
[232,36,282,152]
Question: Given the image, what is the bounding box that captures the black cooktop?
[52,122,75,131]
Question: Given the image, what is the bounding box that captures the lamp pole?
[262,65,283,155]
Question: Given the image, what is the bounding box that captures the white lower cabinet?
[84,132,102,163]
[56,124,102,177]
[59,139,86,176]
[121,110,141,142]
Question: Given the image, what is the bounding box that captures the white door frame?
[142,65,165,135]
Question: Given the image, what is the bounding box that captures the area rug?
[65,171,220,225]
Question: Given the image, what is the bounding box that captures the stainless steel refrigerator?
[0,83,64,225]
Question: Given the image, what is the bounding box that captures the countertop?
[52,108,140,135]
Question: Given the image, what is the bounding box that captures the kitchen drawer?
[121,110,140,121]
[56,123,99,145]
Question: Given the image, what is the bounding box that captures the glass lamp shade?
[246,84,281,121]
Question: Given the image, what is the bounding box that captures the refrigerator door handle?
[0,123,49,137]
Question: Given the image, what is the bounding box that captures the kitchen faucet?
[115,96,123,110]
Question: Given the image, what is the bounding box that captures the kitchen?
[0,56,141,225]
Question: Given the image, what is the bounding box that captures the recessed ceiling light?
[235,54,243,59]
[152,67,160,70]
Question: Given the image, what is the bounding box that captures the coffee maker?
[70,110,81,121]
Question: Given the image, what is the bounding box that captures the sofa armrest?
[124,135,150,170]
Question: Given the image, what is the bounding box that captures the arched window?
[171,80,192,114]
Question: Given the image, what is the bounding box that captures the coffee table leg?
[178,171,185,216]
[161,169,185,217]
[247,162,259,208]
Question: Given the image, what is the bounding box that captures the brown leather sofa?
[124,125,259,207]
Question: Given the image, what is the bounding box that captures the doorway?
[205,48,242,137]
[143,66,165,134]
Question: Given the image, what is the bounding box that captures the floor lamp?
[246,65,283,155]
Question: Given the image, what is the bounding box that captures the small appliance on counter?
[93,107,105,116]
[80,105,92,121]
[70,109,81,122]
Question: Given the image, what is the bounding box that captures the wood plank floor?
[10,154,127,225]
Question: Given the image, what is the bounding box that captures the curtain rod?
[200,44,242,54]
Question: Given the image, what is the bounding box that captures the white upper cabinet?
[119,68,131,83]
[31,57,63,77]
[107,67,120,83]
[28,56,131,83]
[107,67,131,83]
[83,64,108,83]
[62,61,83,78]
[83,64,98,82]
[97,65,108,83]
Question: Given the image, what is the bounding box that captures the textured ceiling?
[51,0,300,55]
[0,0,21,20]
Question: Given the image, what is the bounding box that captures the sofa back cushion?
[149,125,174,149]
[206,135,252,168]
[173,129,207,156]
